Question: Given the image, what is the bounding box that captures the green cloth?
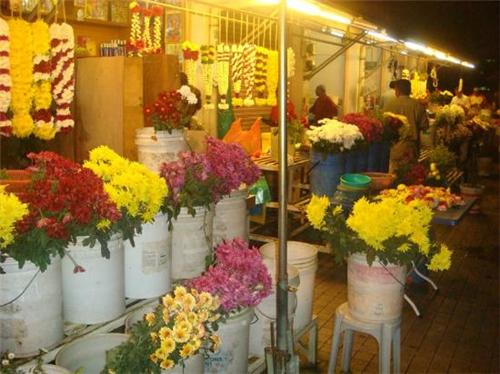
[217,86,234,139]
[249,176,271,216]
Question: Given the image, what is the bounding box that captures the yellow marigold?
[12,113,34,138]
[175,312,187,324]
[162,308,170,324]
[306,195,330,230]
[180,343,194,358]
[198,291,213,309]
[159,358,174,370]
[149,353,159,363]
[173,327,190,343]
[187,311,198,325]
[182,293,196,311]
[159,327,173,340]
[96,219,111,231]
[150,332,158,342]
[0,188,28,249]
[177,321,193,333]
[33,122,56,140]
[197,310,209,323]
[195,323,206,338]
[189,338,201,351]
[174,286,187,298]
[162,294,175,309]
[428,244,452,271]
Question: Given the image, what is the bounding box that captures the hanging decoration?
[254,46,268,106]
[200,44,215,109]
[430,66,438,89]
[9,19,34,138]
[215,43,230,110]
[128,1,144,56]
[242,43,256,107]
[151,6,163,54]
[266,50,278,106]
[230,44,244,107]
[182,40,199,85]
[142,7,153,53]
[50,23,75,132]
[287,47,296,78]
[32,20,55,140]
[0,18,12,136]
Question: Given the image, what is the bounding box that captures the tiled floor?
[308,179,499,373]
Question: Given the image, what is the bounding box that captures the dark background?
[333,1,499,96]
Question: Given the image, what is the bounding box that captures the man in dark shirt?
[309,85,338,125]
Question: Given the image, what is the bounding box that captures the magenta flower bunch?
[206,137,261,196]
[187,238,272,312]
[160,151,219,218]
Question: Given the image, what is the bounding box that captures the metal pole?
[276,0,289,371]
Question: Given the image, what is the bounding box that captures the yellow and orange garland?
[9,19,34,138]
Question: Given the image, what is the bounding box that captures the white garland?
[50,23,75,131]
[215,43,230,110]
[0,18,11,134]
[287,47,296,78]
[242,44,256,106]
[230,44,244,106]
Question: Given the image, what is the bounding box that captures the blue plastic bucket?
[310,150,345,198]
[379,141,391,172]
[344,150,358,173]
[367,142,382,172]
[356,147,369,172]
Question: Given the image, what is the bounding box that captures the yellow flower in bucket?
[306,194,330,230]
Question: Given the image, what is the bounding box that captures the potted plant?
[340,113,383,172]
[306,194,452,322]
[104,286,222,373]
[160,151,219,280]
[186,238,272,374]
[306,118,364,198]
[205,137,261,245]
[138,86,200,172]
[84,145,170,299]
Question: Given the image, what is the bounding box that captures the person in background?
[179,72,202,116]
[380,80,396,111]
[451,88,471,112]
[383,79,429,168]
[308,85,337,125]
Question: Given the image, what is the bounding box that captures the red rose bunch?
[340,113,383,143]
[144,90,194,133]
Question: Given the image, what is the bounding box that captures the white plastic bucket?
[124,213,172,299]
[0,257,63,357]
[164,354,204,374]
[62,236,125,324]
[19,365,71,374]
[213,189,249,245]
[171,206,213,280]
[135,127,188,173]
[204,307,253,374]
[124,302,159,332]
[249,258,300,358]
[260,241,318,332]
[347,253,406,322]
[55,333,128,373]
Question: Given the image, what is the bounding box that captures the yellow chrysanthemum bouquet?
[105,286,222,372]
[0,187,28,263]
[84,146,168,246]
[306,194,452,271]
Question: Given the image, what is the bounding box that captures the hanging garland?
[151,6,163,54]
[215,43,230,110]
[200,44,215,109]
[242,44,256,107]
[254,46,268,106]
[32,20,55,140]
[0,18,12,137]
[142,8,153,53]
[230,44,244,107]
[9,19,33,138]
[182,40,199,85]
[128,1,144,56]
[266,50,278,106]
[50,23,75,132]
[287,47,296,79]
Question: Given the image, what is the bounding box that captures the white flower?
[2,359,9,366]
[186,92,198,105]
[7,353,14,360]
[178,85,192,97]
[307,119,364,150]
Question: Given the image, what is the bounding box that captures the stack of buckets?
[250,241,318,357]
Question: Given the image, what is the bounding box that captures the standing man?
[451,88,471,113]
[383,79,429,169]
[380,80,396,111]
[309,85,338,125]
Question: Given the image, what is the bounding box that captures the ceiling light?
[367,30,397,43]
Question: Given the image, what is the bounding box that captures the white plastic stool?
[327,302,401,374]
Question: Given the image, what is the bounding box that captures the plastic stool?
[327,302,401,374]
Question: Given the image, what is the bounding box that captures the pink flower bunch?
[187,238,272,312]
[206,137,261,196]
[340,113,383,143]
[160,151,219,210]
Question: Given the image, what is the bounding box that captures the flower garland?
[266,50,278,106]
[242,44,256,106]
[200,45,215,109]
[0,19,12,136]
[9,19,34,138]
[32,20,55,140]
[142,8,153,53]
[182,41,199,86]
[254,46,268,106]
[50,23,75,132]
[151,6,163,54]
[230,44,244,107]
[215,43,230,110]
[287,47,296,78]
[128,1,144,56]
